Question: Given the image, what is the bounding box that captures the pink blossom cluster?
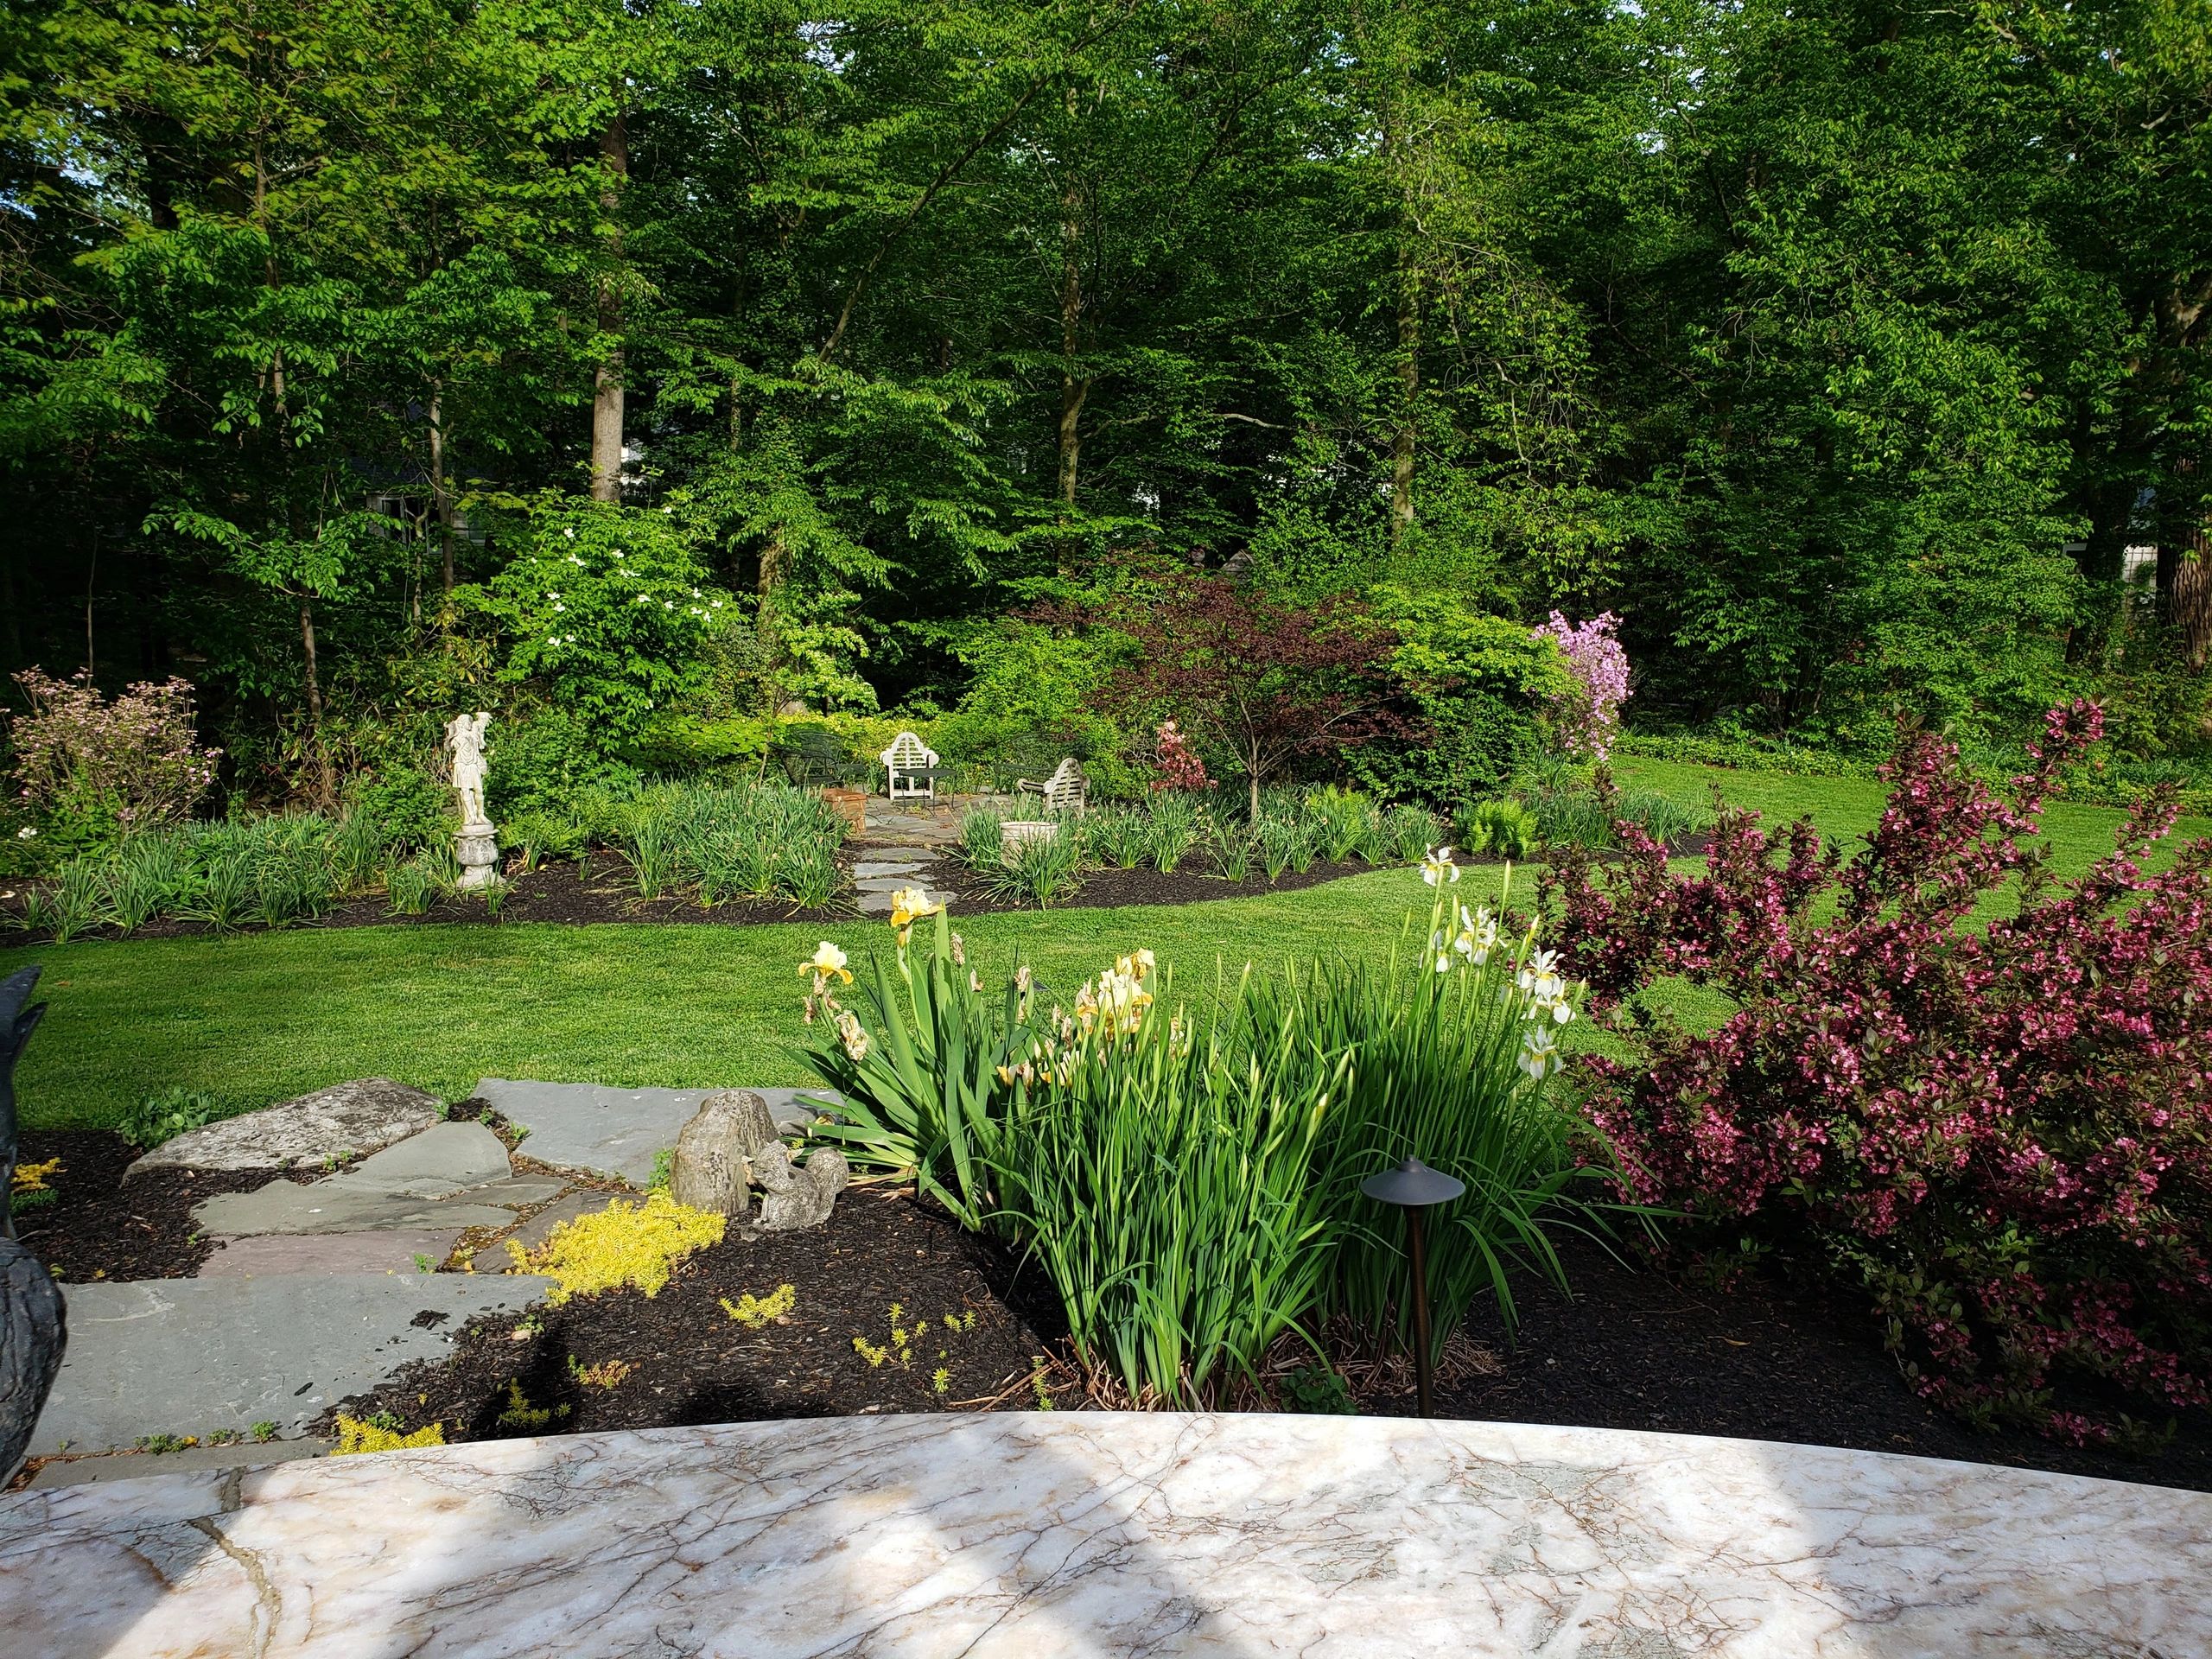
[9,668,222,828]
[1151,719,1211,792]
[1548,701,2212,1443]
[1533,611,1630,760]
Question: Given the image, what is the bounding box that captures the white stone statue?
[446,711,499,889]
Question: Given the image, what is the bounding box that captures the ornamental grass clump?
[992,955,1341,1408]
[1550,701,2212,1444]
[1247,850,1630,1361]
[801,904,1042,1230]
[502,1191,727,1304]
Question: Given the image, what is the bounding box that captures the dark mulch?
[325,1187,1066,1441]
[0,853,1405,947]
[1418,1234,2212,1493]
[10,1129,309,1282]
[941,857,1376,915]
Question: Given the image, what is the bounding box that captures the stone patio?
[3,1413,2206,1656]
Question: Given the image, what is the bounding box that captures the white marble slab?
[1,1413,2204,1656]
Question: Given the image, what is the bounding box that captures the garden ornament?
[0,963,63,1484]
[447,710,500,890]
[0,963,48,1243]
[1360,1155,1466,1418]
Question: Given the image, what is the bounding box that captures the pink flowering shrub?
[1150,719,1211,793]
[1548,702,2212,1442]
[9,670,222,846]
[1532,611,1630,761]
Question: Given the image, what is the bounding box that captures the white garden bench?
[1016,756,1089,817]
[880,731,941,803]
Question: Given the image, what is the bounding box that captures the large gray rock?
[471,1078,836,1188]
[752,1144,849,1232]
[1,1236,67,1481]
[670,1090,781,1220]
[30,1273,550,1455]
[189,1120,537,1238]
[125,1078,442,1178]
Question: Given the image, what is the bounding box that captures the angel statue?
[447,711,493,830]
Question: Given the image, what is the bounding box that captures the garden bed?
[18,1140,2204,1492]
[323,1185,1066,1438]
[0,852,1415,944]
[308,1195,2212,1492]
[11,1129,317,1281]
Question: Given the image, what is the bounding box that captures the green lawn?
[1617,757,2210,880]
[10,761,2196,1133]
[3,867,1484,1131]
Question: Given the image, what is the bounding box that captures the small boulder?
[753,1143,850,1232]
[670,1089,780,1219]
[125,1078,442,1179]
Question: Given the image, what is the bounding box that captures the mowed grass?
[10,762,2197,1132]
[1617,757,2211,881]
[3,867,1481,1131]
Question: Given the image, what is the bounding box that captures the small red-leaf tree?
[1038,556,1408,820]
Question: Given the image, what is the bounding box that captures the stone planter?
[820,787,867,835]
[1000,819,1059,855]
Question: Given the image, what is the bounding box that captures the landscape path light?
[1359,1154,1466,1419]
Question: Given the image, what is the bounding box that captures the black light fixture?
[1359,1155,1465,1418]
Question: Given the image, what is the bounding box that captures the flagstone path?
[848,797,969,917]
[23,1077,840,1468]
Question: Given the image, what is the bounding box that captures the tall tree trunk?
[1055,140,1090,572]
[1389,242,1419,547]
[2178,525,2212,673]
[588,110,629,505]
[757,525,787,697]
[298,593,331,804]
[428,381,456,607]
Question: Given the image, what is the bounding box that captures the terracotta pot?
[820,787,867,834]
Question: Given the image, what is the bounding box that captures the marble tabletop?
[2,1411,2205,1657]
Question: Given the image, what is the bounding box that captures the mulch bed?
[326,1186,1066,1440]
[1421,1234,2212,1493]
[0,853,1405,947]
[10,1129,312,1282]
[17,1141,2205,1491]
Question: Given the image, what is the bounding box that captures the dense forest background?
[4,0,2210,809]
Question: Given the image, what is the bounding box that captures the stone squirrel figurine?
[669,1090,849,1231]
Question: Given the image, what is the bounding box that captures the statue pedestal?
[455,823,501,891]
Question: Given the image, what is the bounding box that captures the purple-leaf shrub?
[9,669,222,832]
[1533,611,1630,761]
[1548,702,2212,1442]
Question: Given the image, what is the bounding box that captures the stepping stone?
[29,1273,550,1455]
[125,1078,442,1179]
[197,1230,463,1279]
[465,1175,569,1210]
[191,1182,520,1238]
[471,1080,837,1189]
[479,1192,622,1265]
[340,1122,510,1199]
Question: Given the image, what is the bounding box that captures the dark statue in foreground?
[1,963,66,1482]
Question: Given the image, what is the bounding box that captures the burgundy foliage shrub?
[1549,702,2212,1442]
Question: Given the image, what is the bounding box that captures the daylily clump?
[1549,701,2212,1444]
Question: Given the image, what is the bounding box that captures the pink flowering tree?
[9,670,222,850]
[1547,702,2212,1444]
[1533,611,1630,761]
[1150,719,1211,793]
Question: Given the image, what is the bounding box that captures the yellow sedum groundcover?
[504,1191,727,1305]
[333,1416,447,1456]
